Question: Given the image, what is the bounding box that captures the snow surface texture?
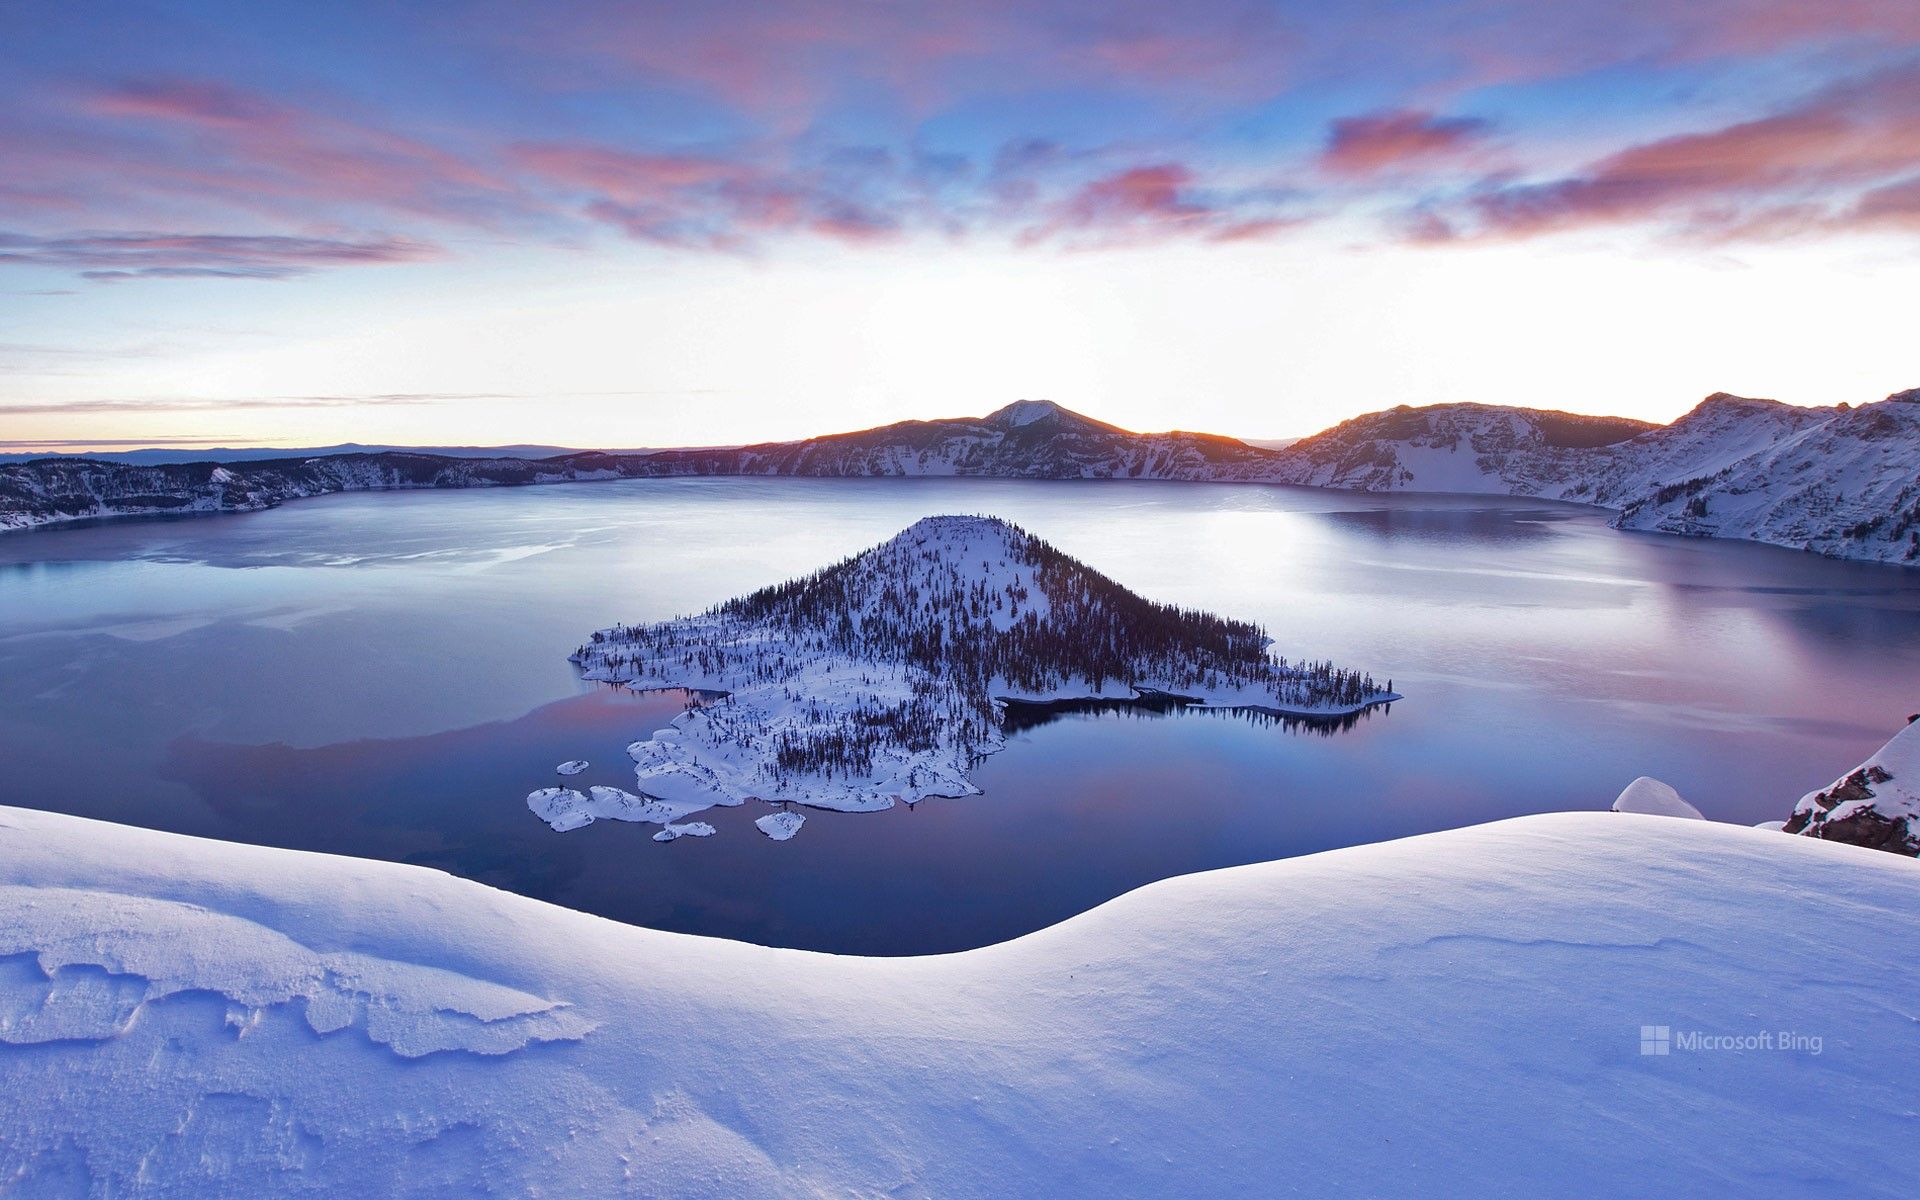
[1611,777,1704,819]
[1,805,1916,1197]
[565,515,1394,820]
[555,760,588,776]
[1784,718,1920,855]
[5,393,1915,564]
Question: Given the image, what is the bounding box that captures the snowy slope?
[1,805,1915,1198]
[1785,717,1920,855]
[1247,402,1654,494]
[661,399,1285,481]
[1259,390,1920,564]
[563,516,1393,824]
[1610,391,1920,562]
[1557,393,1835,508]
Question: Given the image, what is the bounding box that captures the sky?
[4,1,1920,452]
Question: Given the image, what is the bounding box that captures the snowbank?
[1611,776,1704,819]
[1,805,1915,1197]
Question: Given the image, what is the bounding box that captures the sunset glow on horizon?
[6,1,1920,452]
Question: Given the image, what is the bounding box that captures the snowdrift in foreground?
[2,805,1916,1198]
[1785,717,1920,855]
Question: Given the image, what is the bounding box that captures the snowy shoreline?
[9,393,1916,565]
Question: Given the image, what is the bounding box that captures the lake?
[3,476,1917,953]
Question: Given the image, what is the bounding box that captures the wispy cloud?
[0,389,730,416]
[1412,62,1920,243]
[0,393,488,416]
[1321,111,1492,177]
[3,1,1919,276]
[0,231,440,280]
[1019,163,1307,246]
[76,77,530,225]
[0,436,260,448]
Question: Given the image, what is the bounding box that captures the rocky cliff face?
[1607,393,1920,563]
[1255,390,1920,565]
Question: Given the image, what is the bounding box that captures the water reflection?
[1000,695,1383,736]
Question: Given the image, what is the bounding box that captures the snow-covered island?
[544,515,1396,830]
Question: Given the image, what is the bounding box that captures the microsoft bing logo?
[1637,1024,1821,1055]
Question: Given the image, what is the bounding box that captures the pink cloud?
[84,79,276,127]
[1322,110,1490,177]
[460,0,1299,116]
[1421,63,1920,242]
[513,140,900,249]
[508,143,751,204]
[1023,162,1304,246]
[0,231,439,280]
[1852,174,1920,229]
[1064,164,1205,225]
[64,78,528,227]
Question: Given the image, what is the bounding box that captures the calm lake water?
[3,477,1917,953]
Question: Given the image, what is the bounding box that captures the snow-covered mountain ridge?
[5,392,1916,564]
[1256,389,1919,563]
[551,516,1393,828]
[2,804,1914,1197]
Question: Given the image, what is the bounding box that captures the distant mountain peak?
[983,400,1125,434]
[1695,392,1780,409]
[986,399,1065,426]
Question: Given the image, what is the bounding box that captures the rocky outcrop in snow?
[562,515,1395,824]
[1782,717,1920,856]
